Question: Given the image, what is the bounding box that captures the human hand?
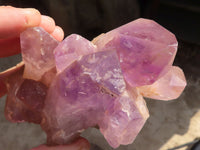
[0,6,64,57]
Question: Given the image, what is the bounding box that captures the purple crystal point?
[20,27,59,80]
[54,34,97,73]
[100,90,149,148]
[93,18,178,87]
[138,66,186,100]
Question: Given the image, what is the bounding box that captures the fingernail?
[21,8,41,26]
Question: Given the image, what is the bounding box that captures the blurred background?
[0,0,200,150]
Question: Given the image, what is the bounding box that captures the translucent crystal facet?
[138,66,187,100]
[93,18,178,87]
[54,34,97,73]
[20,27,59,80]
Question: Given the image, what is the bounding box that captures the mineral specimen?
[1,18,186,148]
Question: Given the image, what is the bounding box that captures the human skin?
[0,6,90,150]
[0,6,64,57]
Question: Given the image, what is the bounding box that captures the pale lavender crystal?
[93,18,178,87]
[100,90,149,148]
[20,27,59,80]
[41,50,149,148]
[78,50,125,95]
[138,66,186,100]
[54,34,97,73]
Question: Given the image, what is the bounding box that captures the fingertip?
[39,15,56,34]
[22,8,41,27]
[0,6,41,38]
[51,26,64,41]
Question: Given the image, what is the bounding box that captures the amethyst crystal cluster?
[1,19,186,148]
